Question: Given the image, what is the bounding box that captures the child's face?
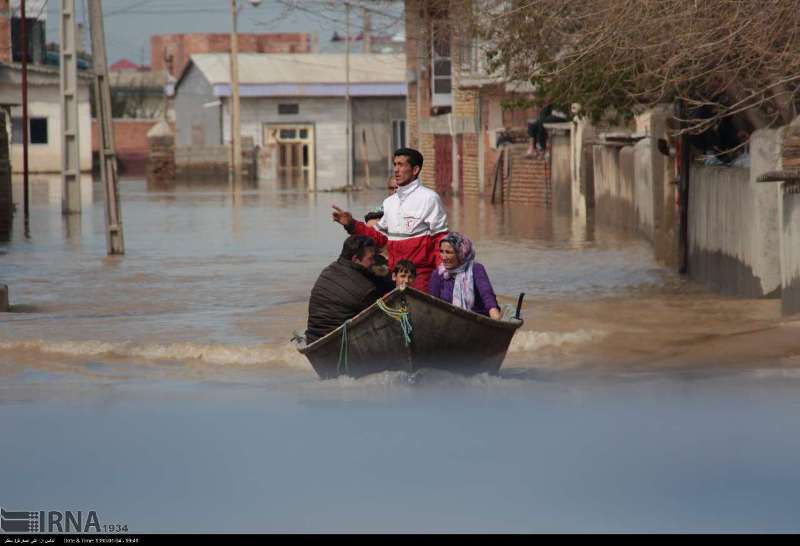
[393,270,415,287]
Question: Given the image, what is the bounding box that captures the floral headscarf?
[437,232,476,311]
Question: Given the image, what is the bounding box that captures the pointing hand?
[332,205,354,227]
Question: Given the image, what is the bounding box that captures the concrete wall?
[592,144,637,230]
[632,138,655,241]
[618,146,637,231]
[570,117,595,221]
[587,108,678,267]
[550,131,571,214]
[688,128,784,298]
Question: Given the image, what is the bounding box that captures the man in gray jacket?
[305,235,379,343]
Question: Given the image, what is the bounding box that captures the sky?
[32,0,404,66]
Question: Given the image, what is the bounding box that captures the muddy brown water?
[1,177,799,532]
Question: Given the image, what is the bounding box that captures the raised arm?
[332,205,388,247]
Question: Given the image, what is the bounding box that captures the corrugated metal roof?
[188,53,406,85]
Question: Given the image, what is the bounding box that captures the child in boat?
[428,232,502,320]
[392,259,416,289]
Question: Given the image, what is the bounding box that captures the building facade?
[0,62,92,174]
[404,0,548,203]
[172,53,406,190]
[0,0,92,174]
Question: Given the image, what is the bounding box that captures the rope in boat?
[336,300,412,377]
[376,299,413,347]
[337,319,350,376]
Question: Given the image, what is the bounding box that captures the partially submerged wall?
[592,144,637,231]
[633,139,657,242]
[688,128,784,298]
[550,131,572,214]
[570,118,595,221]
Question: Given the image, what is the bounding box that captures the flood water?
[2,176,800,532]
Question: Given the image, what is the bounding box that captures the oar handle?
[515,292,525,320]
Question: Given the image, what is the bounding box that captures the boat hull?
[295,288,522,379]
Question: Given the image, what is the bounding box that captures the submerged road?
[1,177,799,532]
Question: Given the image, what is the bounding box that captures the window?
[30,118,48,144]
[392,119,406,151]
[278,103,299,115]
[460,37,485,76]
[11,117,48,144]
[279,128,297,139]
[431,23,452,107]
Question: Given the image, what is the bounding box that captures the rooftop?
[184,53,405,86]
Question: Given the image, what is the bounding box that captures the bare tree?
[451,0,800,133]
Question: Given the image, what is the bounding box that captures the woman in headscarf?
[428,232,502,320]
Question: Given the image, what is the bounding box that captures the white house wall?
[174,64,221,147]
[222,96,349,191]
[7,84,92,173]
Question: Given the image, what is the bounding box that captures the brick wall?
[501,145,551,206]
[0,1,10,64]
[461,133,480,195]
[454,88,479,195]
[453,88,478,119]
[92,119,170,174]
[406,0,439,184]
[419,131,436,190]
[405,0,421,147]
[152,33,313,77]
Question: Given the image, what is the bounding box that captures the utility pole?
[229,0,242,183]
[20,0,29,222]
[345,1,351,188]
[60,0,81,214]
[88,0,124,255]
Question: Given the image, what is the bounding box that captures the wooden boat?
[294,287,524,379]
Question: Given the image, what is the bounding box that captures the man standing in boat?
[332,148,448,292]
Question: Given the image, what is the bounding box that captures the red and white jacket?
[351,179,448,292]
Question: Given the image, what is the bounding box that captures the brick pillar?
[146,120,176,185]
[0,1,11,64]
[405,0,421,148]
